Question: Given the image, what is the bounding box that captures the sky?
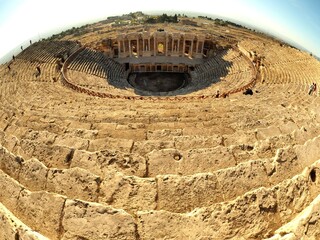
[0,0,319,63]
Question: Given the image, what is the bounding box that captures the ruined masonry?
[1,16,320,239]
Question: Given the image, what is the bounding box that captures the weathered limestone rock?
[2,134,20,152]
[108,128,146,141]
[18,141,72,168]
[99,171,157,212]
[278,121,299,135]
[71,149,147,177]
[173,135,223,150]
[147,129,183,140]
[0,145,23,178]
[276,176,311,219]
[268,197,320,239]
[147,147,236,176]
[16,190,66,240]
[0,203,49,240]
[183,126,235,136]
[266,136,320,184]
[266,171,320,240]
[131,140,175,155]
[0,170,23,210]
[256,125,282,140]
[229,143,256,163]
[215,159,270,200]
[54,135,89,150]
[17,115,64,134]
[295,136,320,167]
[46,167,100,201]
[138,209,206,240]
[292,124,319,144]
[138,170,319,239]
[223,130,257,146]
[157,173,222,212]
[63,127,98,139]
[62,199,136,240]
[269,146,301,183]
[255,134,294,159]
[19,158,48,191]
[88,137,133,152]
[92,122,117,137]
[22,129,57,145]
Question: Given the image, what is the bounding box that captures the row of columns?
[116,32,205,58]
[131,63,189,73]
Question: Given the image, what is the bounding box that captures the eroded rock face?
[0,202,49,240]
[1,15,320,240]
[46,167,101,202]
[16,190,66,240]
[62,200,137,240]
[137,172,320,240]
[266,194,320,240]
[71,149,147,177]
[99,171,157,212]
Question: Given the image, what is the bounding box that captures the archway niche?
[158,43,164,54]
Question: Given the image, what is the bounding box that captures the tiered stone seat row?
[1,124,320,211]
[0,168,137,240]
[1,87,318,179]
[67,48,126,81]
[17,40,80,64]
[1,83,320,239]
[66,70,133,95]
[137,163,320,239]
[189,48,255,96]
[4,59,59,83]
[0,143,319,239]
[261,58,320,87]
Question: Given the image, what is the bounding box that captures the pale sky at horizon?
[0,0,319,63]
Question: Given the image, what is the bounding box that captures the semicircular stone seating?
[1,24,320,240]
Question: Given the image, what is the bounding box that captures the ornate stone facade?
[116,31,206,59]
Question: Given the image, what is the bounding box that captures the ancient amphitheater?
[1,15,320,240]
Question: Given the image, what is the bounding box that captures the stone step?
[136,160,320,239]
[2,116,318,177]
[266,194,320,240]
[2,132,316,215]
[0,169,137,240]
[71,149,147,178]
[91,134,320,213]
[0,202,49,240]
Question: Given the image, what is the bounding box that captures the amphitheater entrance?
[128,72,188,93]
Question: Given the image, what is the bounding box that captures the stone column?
[129,39,132,57]
[201,41,204,55]
[137,38,139,56]
[196,40,199,55]
[143,38,145,53]
[172,39,174,53]
[165,35,168,56]
[148,38,150,51]
[123,40,126,55]
[154,36,157,56]
[118,40,121,57]
[182,39,186,56]
[190,40,194,57]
